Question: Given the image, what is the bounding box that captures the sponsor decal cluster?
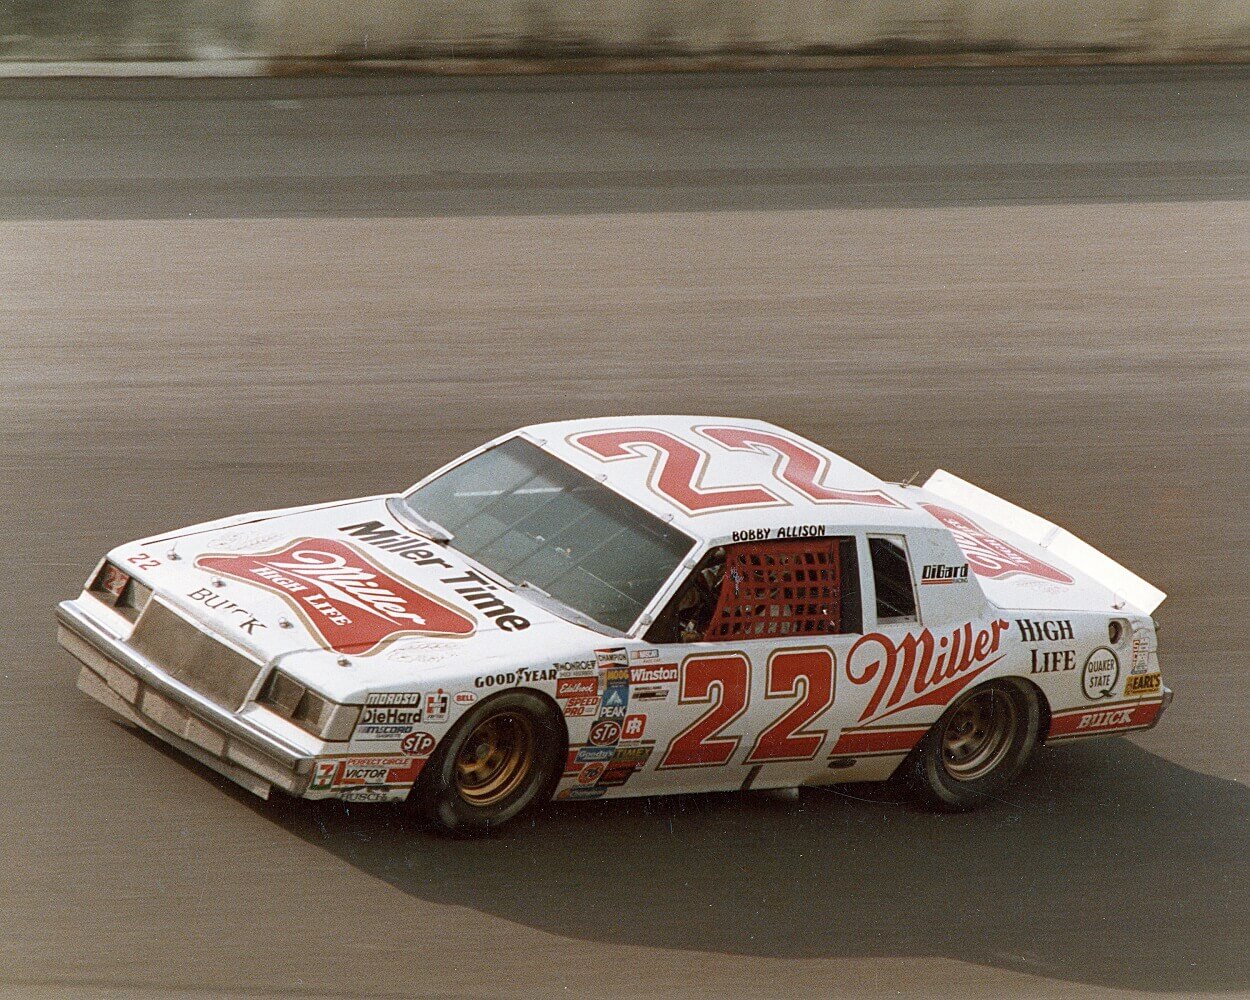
[577,661,631,765]
[195,537,475,654]
[1016,619,1077,674]
[921,504,1075,585]
[920,563,969,586]
[187,587,268,634]
[1081,647,1120,700]
[562,744,654,799]
[339,522,531,631]
[847,619,1011,722]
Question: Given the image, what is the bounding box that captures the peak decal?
[195,538,475,654]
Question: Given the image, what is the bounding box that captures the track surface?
[2,68,1249,999]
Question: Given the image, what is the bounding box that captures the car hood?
[111,496,603,697]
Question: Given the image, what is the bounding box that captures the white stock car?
[58,416,1171,834]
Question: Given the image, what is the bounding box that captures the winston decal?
[195,538,475,654]
[847,619,1011,722]
[921,504,1074,585]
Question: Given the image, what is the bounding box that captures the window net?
[704,539,843,640]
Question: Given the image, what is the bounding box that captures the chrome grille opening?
[129,600,263,711]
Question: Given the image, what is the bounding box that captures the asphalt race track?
[2,67,1248,999]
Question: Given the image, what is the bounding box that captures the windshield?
[399,437,694,633]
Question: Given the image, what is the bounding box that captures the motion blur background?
[2,2,1248,999]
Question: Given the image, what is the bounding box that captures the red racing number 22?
[660,648,836,769]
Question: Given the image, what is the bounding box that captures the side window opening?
[645,537,861,644]
[868,535,918,625]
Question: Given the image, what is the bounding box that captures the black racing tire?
[900,678,1040,811]
[412,690,565,836]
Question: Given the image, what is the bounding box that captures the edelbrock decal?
[195,538,475,654]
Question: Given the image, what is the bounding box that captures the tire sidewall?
[908,678,1040,810]
[414,689,565,835]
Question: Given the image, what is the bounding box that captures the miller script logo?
[195,538,475,654]
[921,504,1075,585]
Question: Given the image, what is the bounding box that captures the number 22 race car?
[57,416,1171,834]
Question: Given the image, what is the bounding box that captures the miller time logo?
[195,538,475,655]
[921,504,1075,585]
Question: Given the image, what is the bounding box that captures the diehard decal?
[195,538,475,654]
[922,504,1075,584]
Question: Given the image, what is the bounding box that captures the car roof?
[516,415,934,545]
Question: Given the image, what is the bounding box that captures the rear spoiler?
[923,470,1166,614]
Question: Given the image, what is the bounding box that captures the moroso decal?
[195,538,475,654]
[846,620,1011,723]
[921,504,1075,585]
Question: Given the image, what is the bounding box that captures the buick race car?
[57,417,1171,834]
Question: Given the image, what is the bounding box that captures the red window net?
[704,539,843,641]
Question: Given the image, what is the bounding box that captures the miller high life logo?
[195,538,475,655]
[921,504,1074,585]
[847,619,1011,722]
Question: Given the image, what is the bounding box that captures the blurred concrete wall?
[3,0,1248,62]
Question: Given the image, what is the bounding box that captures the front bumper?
[56,599,314,799]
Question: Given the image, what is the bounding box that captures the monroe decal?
[195,538,475,654]
[847,619,1011,722]
[921,504,1075,585]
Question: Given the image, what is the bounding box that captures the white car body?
[57,416,1170,806]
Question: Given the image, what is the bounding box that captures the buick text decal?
[921,504,1074,585]
[195,538,475,654]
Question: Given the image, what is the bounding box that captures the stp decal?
[921,504,1075,585]
[195,538,475,654]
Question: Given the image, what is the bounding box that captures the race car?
[57,416,1171,834]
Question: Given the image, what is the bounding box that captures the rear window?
[869,535,918,624]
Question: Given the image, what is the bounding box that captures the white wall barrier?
[2,0,1248,64]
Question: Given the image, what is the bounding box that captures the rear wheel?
[902,679,1039,810]
[413,690,564,835]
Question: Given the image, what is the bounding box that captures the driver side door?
[622,534,866,796]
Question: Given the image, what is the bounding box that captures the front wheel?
[412,690,565,836]
[901,679,1040,810]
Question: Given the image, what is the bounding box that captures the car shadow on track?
[142,729,1249,992]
